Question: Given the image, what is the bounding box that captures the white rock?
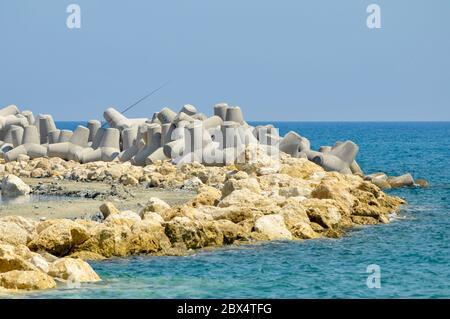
[1,175,31,197]
[29,255,49,273]
[254,214,292,240]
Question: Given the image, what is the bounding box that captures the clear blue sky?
[0,0,449,121]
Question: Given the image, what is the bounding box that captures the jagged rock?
[99,202,121,219]
[104,210,141,227]
[0,243,39,273]
[1,174,31,197]
[235,145,280,176]
[187,189,218,211]
[138,197,170,218]
[280,157,324,179]
[0,270,56,290]
[214,219,247,244]
[0,220,33,246]
[254,214,292,240]
[165,217,223,249]
[218,188,272,208]
[48,257,101,282]
[222,177,261,197]
[28,219,91,256]
[302,199,342,229]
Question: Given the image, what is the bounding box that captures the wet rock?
[388,173,415,188]
[415,179,429,188]
[1,174,31,197]
[48,257,101,283]
[303,199,342,229]
[214,219,248,244]
[0,270,56,290]
[165,217,224,249]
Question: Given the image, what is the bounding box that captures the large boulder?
[0,270,56,290]
[0,220,33,246]
[164,217,224,249]
[104,210,141,227]
[0,243,39,273]
[254,214,292,240]
[1,174,31,197]
[48,257,101,283]
[28,219,91,256]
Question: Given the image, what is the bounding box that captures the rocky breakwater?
[0,103,426,187]
[0,147,405,292]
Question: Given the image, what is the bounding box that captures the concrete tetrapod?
[47,125,89,161]
[132,124,162,166]
[103,107,147,130]
[312,141,359,174]
[4,126,48,161]
[77,128,121,163]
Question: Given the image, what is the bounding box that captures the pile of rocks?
[0,154,406,291]
[0,216,100,292]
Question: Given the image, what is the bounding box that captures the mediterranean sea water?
[17,122,450,298]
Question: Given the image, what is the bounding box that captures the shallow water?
[15,122,450,298]
[0,194,82,206]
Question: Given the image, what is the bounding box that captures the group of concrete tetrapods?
[0,103,416,187]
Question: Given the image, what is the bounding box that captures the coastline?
[0,152,406,292]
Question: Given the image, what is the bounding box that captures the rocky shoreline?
[0,150,406,292]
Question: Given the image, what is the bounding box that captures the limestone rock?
[222,177,261,197]
[254,214,292,240]
[0,220,33,246]
[138,197,170,218]
[189,185,222,208]
[218,188,271,208]
[28,219,91,256]
[104,210,141,227]
[48,257,101,282]
[0,270,56,290]
[1,174,31,197]
[280,157,324,179]
[99,202,120,219]
[165,217,223,249]
[0,243,39,273]
[303,199,342,229]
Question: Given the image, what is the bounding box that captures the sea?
[15,121,450,298]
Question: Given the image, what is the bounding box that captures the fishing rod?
[102,80,171,128]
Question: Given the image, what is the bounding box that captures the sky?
[0,0,449,121]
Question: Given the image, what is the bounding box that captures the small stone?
[415,179,429,188]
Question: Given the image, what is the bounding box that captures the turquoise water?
[20,122,450,298]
